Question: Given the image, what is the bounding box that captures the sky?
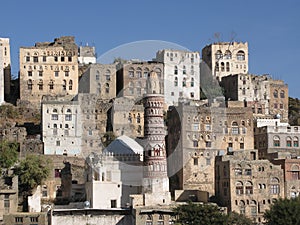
[1,0,300,97]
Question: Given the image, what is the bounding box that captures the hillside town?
[0,36,299,225]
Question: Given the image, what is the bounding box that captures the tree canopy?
[264,197,300,225]
[0,140,18,169]
[15,155,52,192]
[173,202,254,225]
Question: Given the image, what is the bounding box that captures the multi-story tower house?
[19,36,79,108]
[215,149,284,224]
[42,96,82,156]
[78,45,96,65]
[111,97,144,138]
[142,71,171,206]
[79,63,116,100]
[116,60,163,100]
[167,101,254,196]
[202,42,248,81]
[254,123,300,160]
[155,49,200,107]
[221,74,288,122]
[0,38,11,105]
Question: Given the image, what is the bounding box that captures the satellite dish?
[275,114,281,119]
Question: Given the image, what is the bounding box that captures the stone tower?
[142,71,171,206]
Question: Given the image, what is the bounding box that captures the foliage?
[0,140,18,169]
[15,155,52,192]
[173,202,227,225]
[173,202,255,225]
[101,131,116,147]
[264,197,300,225]
[289,97,300,125]
[0,104,19,119]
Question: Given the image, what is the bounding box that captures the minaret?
[143,71,171,206]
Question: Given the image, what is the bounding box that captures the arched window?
[273,90,278,98]
[143,67,149,78]
[129,67,134,78]
[137,113,141,123]
[250,200,257,216]
[239,200,246,214]
[291,165,300,180]
[235,164,242,175]
[294,137,299,147]
[215,50,223,60]
[105,83,109,93]
[183,66,186,75]
[221,62,225,72]
[232,121,239,135]
[270,177,280,194]
[27,79,33,90]
[69,80,73,90]
[174,77,178,86]
[191,78,194,87]
[236,181,243,195]
[215,62,219,72]
[226,62,230,72]
[224,50,232,59]
[237,50,245,61]
[182,77,187,87]
[38,79,43,90]
[66,109,71,113]
[155,68,162,77]
[286,136,292,147]
[174,66,178,75]
[273,136,280,147]
[245,181,253,194]
[105,69,111,81]
[244,164,252,176]
[63,80,66,90]
[53,109,58,113]
[280,90,285,98]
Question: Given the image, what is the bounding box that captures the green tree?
[0,140,18,170]
[264,197,300,225]
[101,131,116,147]
[226,211,255,225]
[173,202,227,225]
[15,155,52,192]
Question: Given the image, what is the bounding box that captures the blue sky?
[1,0,300,97]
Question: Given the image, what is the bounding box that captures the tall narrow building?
[0,38,11,105]
[142,71,171,206]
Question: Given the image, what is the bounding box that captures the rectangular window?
[193,140,198,148]
[28,71,32,76]
[55,169,61,178]
[240,143,244,149]
[54,56,58,62]
[65,114,72,121]
[236,186,243,195]
[52,114,58,120]
[270,184,280,194]
[206,142,211,147]
[205,124,211,131]
[33,56,38,62]
[68,56,72,62]
[4,199,10,208]
[193,158,198,165]
[61,57,65,62]
[30,217,38,222]
[193,124,199,131]
[232,127,239,135]
[55,71,59,77]
[245,169,252,175]
[65,71,69,77]
[190,92,194,98]
[96,75,100,81]
[111,199,117,208]
[39,71,43,77]
[43,56,47,62]
[26,56,30,62]
[15,217,23,222]
[292,171,299,180]
[56,140,60,146]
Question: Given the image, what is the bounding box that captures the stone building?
[221,74,288,122]
[0,38,11,105]
[79,63,116,100]
[167,101,254,196]
[111,97,144,138]
[77,93,112,156]
[78,45,96,65]
[201,42,248,81]
[215,149,284,224]
[3,212,48,225]
[116,60,164,100]
[0,173,18,222]
[254,123,300,159]
[85,137,143,209]
[272,158,300,199]
[19,36,79,108]
[42,97,82,156]
[41,155,86,204]
[155,49,200,107]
